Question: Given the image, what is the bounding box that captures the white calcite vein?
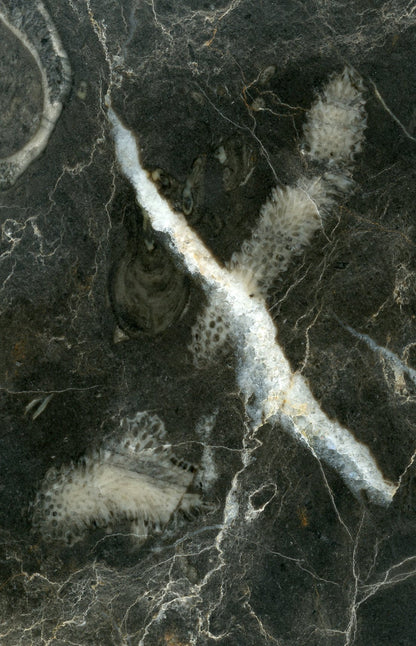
[338,316,416,389]
[106,69,397,506]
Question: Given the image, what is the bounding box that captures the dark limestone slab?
[1,1,416,644]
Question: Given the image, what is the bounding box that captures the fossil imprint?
[109,229,189,337]
[32,68,396,548]
[32,412,202,545]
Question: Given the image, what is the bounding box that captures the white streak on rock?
[338,317,416,388]
[195,412,219,492]
[106,86,396,506]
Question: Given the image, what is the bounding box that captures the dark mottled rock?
[0,0,416,644]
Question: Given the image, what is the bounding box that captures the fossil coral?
[302,67,366,165]
[227,178,329,297]
[190,67,367,365]
[188,292,232,368]
[32,412,201,544]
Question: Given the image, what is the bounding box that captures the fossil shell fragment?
[0,2,71,189]
[110,234,189,337]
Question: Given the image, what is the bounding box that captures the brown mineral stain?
[297,506,309,528]
[163,631,189,646]
[12,339,27,362]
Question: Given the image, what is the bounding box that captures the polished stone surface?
[1,1,416,644]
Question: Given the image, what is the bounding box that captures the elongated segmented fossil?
[32,412,201,545]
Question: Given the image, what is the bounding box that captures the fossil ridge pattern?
[32,411,202,545]
[109,222,189,337]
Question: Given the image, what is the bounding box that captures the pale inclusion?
[337,316,416,390]
[105,71,397,506]
[32,412,202,544]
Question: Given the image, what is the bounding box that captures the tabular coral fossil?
[188,67,367,367]
[227,178,331,297]
[188,293,232,368]
[32,412,201,545]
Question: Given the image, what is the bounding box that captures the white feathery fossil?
[32,411,201,544]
